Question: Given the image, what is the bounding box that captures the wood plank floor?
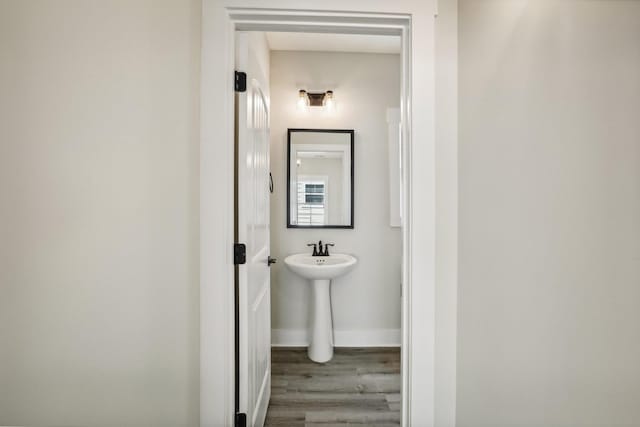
[265,347,401,427]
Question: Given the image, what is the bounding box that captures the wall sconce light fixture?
[297,89,336,111]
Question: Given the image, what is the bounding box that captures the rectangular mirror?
[287,129,354,228]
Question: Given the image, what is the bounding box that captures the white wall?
[458,1,640,426]
[0,1,201,426]
[269,51,402,345]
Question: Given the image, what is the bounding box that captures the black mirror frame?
[286,128,355,229]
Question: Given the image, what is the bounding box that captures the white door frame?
[201,2,439,426]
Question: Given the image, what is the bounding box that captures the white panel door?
[236,32,271,427]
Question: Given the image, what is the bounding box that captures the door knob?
[268,256,277,266]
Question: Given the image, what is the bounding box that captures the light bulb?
[323,90,336,112]
[297,90,309,111]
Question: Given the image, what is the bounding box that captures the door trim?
[200,3,443,427]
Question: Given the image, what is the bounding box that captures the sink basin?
[284,253,358,363]
[283,253,357,280]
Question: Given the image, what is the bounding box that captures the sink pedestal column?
[308,279,334,363]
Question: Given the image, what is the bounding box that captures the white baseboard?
[271,329,308,347]
[271,328,401,347]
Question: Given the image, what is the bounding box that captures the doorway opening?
[234,20,410,427]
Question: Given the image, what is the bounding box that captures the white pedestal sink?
[284,253,357,363]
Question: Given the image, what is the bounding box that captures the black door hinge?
[234,243,246,265]
[235,412,247,427]
[235,71,247,92]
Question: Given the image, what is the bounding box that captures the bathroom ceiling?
[265,32,401,54]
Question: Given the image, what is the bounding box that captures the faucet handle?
[307,243,318,256]
[324,243,335,256]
